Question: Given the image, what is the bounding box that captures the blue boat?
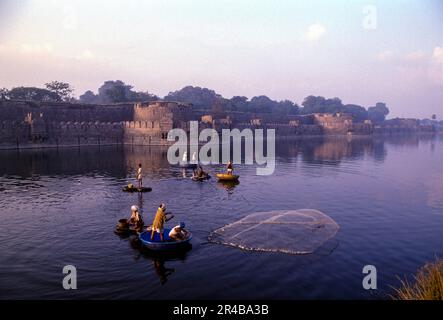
[139,229,192,251]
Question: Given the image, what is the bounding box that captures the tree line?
[0,80,390,123]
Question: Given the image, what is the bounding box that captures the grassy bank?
[393,258,443,300]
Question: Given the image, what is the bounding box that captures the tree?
[343,104,368,122]
[277,100,299,115]
[79,90,99,104]
[432,114,437,120]
[164,86,221,109]
[368,102,389,124]
[132,90,160,102]
[230,96,249,111]
[7,86,61,102]
[249,95,278,113]
[45,81,73,101]
[96,80,160,103]
[97,80,133,103]
[0,88,9,100]
[301,96,342,114]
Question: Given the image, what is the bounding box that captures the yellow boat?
[216,173,240,181]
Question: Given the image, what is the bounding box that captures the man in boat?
[151,203,174,242]
[227,161,234,175]
[196,165,207,178]
[136,163,143,188]
[129,205,144,230]
[169,222,189,241]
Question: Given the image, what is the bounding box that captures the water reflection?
[2,135,438,179]
[278,137,388,165]
[127,235,191,285]
[1,133,442,299]
[216,180,240,194]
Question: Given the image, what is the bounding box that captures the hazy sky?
[0,0,442,118]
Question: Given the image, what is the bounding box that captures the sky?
[0,0,442,118]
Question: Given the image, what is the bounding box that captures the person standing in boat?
[150,203,174,242]
[227,161,234,175]
[136,163,143,188]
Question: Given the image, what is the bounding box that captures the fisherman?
[128,205,144,229]
[169,222,189,241]
[196,165,206,178]
[151,203,174,242]
[136,163,143,188]
[227,161,234,175]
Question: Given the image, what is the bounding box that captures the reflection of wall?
[123,145,171,174]
[0,146,126,177]
[289,136,387,165]
[425,174,443,211]
[313,139,353,160]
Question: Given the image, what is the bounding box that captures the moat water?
[0,134,442,299]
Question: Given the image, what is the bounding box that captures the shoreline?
[0,132,440,151]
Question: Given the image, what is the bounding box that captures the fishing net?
[208,209,339,255]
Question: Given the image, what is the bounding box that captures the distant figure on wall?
[136,163,143,188]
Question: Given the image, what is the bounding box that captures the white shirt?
[169,225,184,238]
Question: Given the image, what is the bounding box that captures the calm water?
[0,134,442,299]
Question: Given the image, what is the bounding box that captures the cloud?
[377,50,394,62]
[429,46,443,86]
[432,46,443,64]
[20,42,54,54]
[405,50,425,62]
[76,49,94,60]
[62,5,78,30]
[303,24,326,42]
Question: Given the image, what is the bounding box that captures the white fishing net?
[209,209,339,255]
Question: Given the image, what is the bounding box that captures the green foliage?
[7,86,61,102]
[165,86,221,109]
[368,102,390,124]
[78,80,159,104]
[4,81,386,122]
[301,96,343,114]
[0,88,9,100]
[98,80,133,103]
[343,104,369,122]
[45,81,73,101]
[300,96,372,122]
[79,90,99,104]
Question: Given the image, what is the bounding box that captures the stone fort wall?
[1,99,420,149]
[0,100,195,148]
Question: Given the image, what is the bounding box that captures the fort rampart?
[0,100,434,149]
